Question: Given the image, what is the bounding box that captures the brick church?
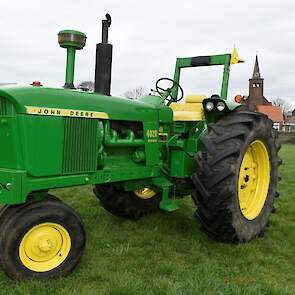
[243,55,284,124]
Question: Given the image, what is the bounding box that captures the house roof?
[256,105,284,123]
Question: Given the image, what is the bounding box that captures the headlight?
[205,101,214,111]
[216,101,226,111]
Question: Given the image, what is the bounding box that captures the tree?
[271,98,292,116]
[77,81,94,91]
[123,86,146,100]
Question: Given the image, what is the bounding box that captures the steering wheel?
[155,77,184,103]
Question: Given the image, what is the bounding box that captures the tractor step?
[160,199,179,212]
[152,177,179,212]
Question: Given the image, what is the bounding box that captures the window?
[252,83,260,88]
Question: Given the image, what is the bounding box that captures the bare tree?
[272,98,292,116]
[77,81,94,91]
[123,86,146,100]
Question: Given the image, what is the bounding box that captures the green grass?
[0,145,295,295]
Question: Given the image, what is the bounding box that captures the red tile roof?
[256,105,284,123]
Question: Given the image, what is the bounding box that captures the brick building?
[243,55,284,126]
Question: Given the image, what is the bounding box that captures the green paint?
[65,47,76,86]
[58,30,87,87]
[172,54,232,100]
[0,87,158,122]
[220,54,231,99]
[0,42,242,208]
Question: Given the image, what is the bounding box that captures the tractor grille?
[0,97,7,115]
[62,117,99,174]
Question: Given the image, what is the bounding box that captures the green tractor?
[0,14,281,279]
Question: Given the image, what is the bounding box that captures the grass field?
[0,145,294,295]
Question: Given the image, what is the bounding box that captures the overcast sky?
[0,0,294,107]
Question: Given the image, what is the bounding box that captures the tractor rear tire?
[0,197,85,279]
[94,184,161,219]
[192,111,281,243]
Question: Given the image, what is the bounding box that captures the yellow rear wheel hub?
[238,140,270,220]
[134,188,156,200]
[19,222,71,272]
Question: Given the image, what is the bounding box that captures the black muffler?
[94,14,112,96]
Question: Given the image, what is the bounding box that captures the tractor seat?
[170,94,207,121]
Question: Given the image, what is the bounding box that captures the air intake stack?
[94,14,113,95]
[58,30,87,89]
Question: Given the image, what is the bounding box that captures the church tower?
[243,54,284,124]
[249,55,264,99]
[247,55,270,111]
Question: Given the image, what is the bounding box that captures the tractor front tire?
[0,197,85,279]
[94,184,161,219]
[192,111,281,243]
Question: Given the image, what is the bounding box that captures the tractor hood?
[0,86,158,121]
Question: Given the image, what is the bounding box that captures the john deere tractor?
[0,14,280,279]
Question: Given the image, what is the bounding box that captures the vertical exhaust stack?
[94,14,112,95]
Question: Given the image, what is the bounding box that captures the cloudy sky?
[0,0,294,107]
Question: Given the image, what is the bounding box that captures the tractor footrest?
[160,199,179,212]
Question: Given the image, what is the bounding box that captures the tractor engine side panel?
[20,115,64,177]
[20,115,100,177]
[0,118,23,169]
[0,98,23,170]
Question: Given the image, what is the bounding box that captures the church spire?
[252,54,261,78]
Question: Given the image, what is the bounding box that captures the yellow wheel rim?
[238,140,270,220]
[19,222,71,272]
[134,188,156,200]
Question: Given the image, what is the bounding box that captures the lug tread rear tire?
[192,111,281,243]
